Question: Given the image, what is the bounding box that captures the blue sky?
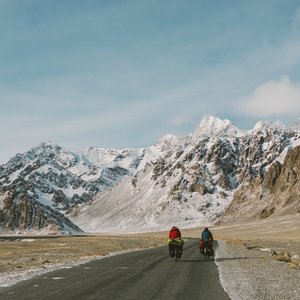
[1,0,300,163]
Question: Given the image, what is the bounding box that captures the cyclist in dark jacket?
[199,227,214,255]
[201,227,213,241]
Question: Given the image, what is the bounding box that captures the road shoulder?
[216,239,300,300]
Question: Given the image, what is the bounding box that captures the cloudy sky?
[1,0,300,163]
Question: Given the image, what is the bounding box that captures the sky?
[1,0,300,164]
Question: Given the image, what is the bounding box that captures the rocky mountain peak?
[192,116,245,141]
[155,134,182,152]
[251,120,286,135]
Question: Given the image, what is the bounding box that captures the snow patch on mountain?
[71,164,232,233]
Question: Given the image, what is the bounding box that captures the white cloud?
[238,76,300,117]
[167,115,190,127]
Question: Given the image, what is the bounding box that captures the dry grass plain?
[0,235,165,275]
[0,214,299,277]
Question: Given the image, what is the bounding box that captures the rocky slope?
[218,145,300,223]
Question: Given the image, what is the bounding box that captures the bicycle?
[168,238,184,261]
[199,239,214,261]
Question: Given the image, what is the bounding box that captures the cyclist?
[199,227,214,255]
[168,226,183,258]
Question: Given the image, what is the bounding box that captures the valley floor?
[0,214,299,299]
[0,235,165,287]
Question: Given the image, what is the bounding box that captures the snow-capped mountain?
[0,142,151,233]
[1,116,300,234]
[71,116,300,233]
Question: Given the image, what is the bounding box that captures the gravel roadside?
[215,240,300,300]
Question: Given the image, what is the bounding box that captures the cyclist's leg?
[169,242,175,257]
[199,239,204,254]
[178,244,183,258]
[208,240,213,255]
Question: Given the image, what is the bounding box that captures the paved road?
[0,239,229,300]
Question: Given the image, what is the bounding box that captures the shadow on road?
[178,256,264,263]
[215,257,250,262]
[177,259,212,263]
[215,256,265,262]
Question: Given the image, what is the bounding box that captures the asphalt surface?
[0,239,229,300]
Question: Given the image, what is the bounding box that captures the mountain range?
[1,116,300,234]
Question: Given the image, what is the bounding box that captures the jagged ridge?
[71,117,300,232]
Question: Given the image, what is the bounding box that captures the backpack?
[202,230,211,240]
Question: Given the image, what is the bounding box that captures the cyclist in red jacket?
[168,226,183,258]
[169,226,181,240]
